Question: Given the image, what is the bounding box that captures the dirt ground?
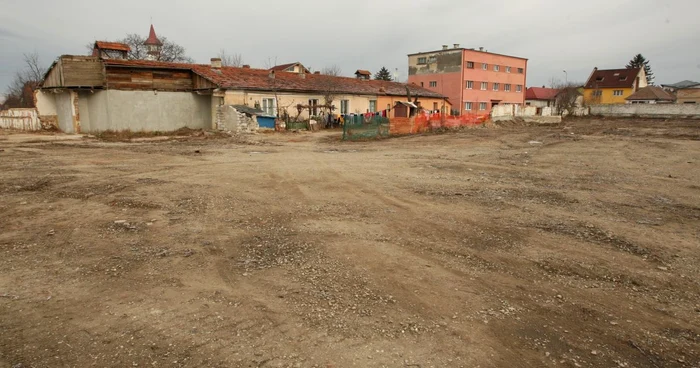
[1,118,699,368]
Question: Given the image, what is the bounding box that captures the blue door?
[257,116,275,129]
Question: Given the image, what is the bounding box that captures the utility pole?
[563,70,568,85]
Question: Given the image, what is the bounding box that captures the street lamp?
[563,70,568,85]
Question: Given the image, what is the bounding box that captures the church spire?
[144,24,163,60]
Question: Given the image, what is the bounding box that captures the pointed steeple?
[144,24,163,46]
[144,24,163,60]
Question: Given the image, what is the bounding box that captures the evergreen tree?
[626,54,654,85]
[374,67,393,81]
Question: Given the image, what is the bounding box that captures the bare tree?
[218,49,243,67]
[85,33,193,62]
[2,52,47,109]
[551,80,583,116]
[321,65,342,77]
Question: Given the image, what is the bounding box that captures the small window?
[516,85,522,92]
[466,61,474,69]
[620,76,627,81]
[613,90,624,96]
[420,82,424,87]
[433,102,438,110]
[494,65,500,72]
[517,68,524,74]
[506,66,511,73]
[482,63,488,70]
[592,90,603,97]
[493,83,500,91]
[596,77,604,82]
[262,98,276,116]
[481,82,488,90]
[369,100,377,113]
[505,84,511,92]
[417,57,427,64]
[340,100,350,114]
[429,81,437,87]
[466,80,473,89]
[479,102,487,110]
[428,56,437,63]
[465,102,473,111]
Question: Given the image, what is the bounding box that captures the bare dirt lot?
[1,118,699,368]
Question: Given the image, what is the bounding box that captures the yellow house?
[583,67,647,104]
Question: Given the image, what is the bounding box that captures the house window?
[505,84,511,92]
[465,102,473,111]
[262,98,276,116]
[428,56,437,63]
[494,65,500,72]
[596,77,604,82]
[479,102,487,110]
[429,81,437,87]
[369,100,377,113]
[481,82,488,90]
[340,100,350,114]
[433,102,438,110]
[466,80,473,89]
[613,90,624,96]
[592,90,603,97]
[516,85,522,92]
[482,63,488,70]
[417,57,427,64]
[620,76,627,81]
[517,68,524,73]
[420,82,424,87]
[309,99,319,116]
[506,66,511,73]
[493,83,500,91]
[466,61,474,69]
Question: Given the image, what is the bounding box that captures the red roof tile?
[525,87,559,100]
[94,41,130,52]
[585,68,641,89]
[144,24,163,46]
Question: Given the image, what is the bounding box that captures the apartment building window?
[506,66,511,73]
[493,83,500,91]
[340,99,350,114]
[466,61,474,69]
[505,84,511,92]
[466,80,474,89]
[479,102,487,110]
[482,63,488,70]
[465,102,473,111]
[369,100,377,113]
[613,90,624,96]
[481,82,488,90]
[494,65,500,72]
[417,57,427,64]
[517,68,524,73]
[516,85,522,92]
[262,98,276,116]
[429,81,437,87]
[420,82,424,87]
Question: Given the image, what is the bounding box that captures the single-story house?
[525,87,559,107]
[660,80,700,104]
[37,51,449,134]
[625,86,676,104]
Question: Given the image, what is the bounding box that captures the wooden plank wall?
[42,60,63,88]
[62,58,104,87]
[106,67,194,91]
[193,74,217,90]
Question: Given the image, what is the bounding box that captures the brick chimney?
[453,44,460,49]
[211,58,222,69]
[442,45,448,50]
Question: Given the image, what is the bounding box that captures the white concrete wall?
[0,108,42,131]
[78,90,211,133]
[590,104,700,118]
[55,92,75,133]
[525,100,550,108]
[224,90,373,120]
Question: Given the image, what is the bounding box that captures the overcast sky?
[1,0,699,95]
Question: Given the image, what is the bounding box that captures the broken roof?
[625,86,676,101]
[94,41,130,52]
[355,70,371,76]
[101,58,446,98]
[525,87,559,101]
[585,68,641,89]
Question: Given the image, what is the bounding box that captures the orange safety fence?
[389,113,489,136]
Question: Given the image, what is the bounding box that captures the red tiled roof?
[355,69,371,76]
[525,87,559,101]
[144,24,163,46]
[626,86,676,101]
[103,58,444,98]
[94,41,130,52]
[585,68,641,89]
